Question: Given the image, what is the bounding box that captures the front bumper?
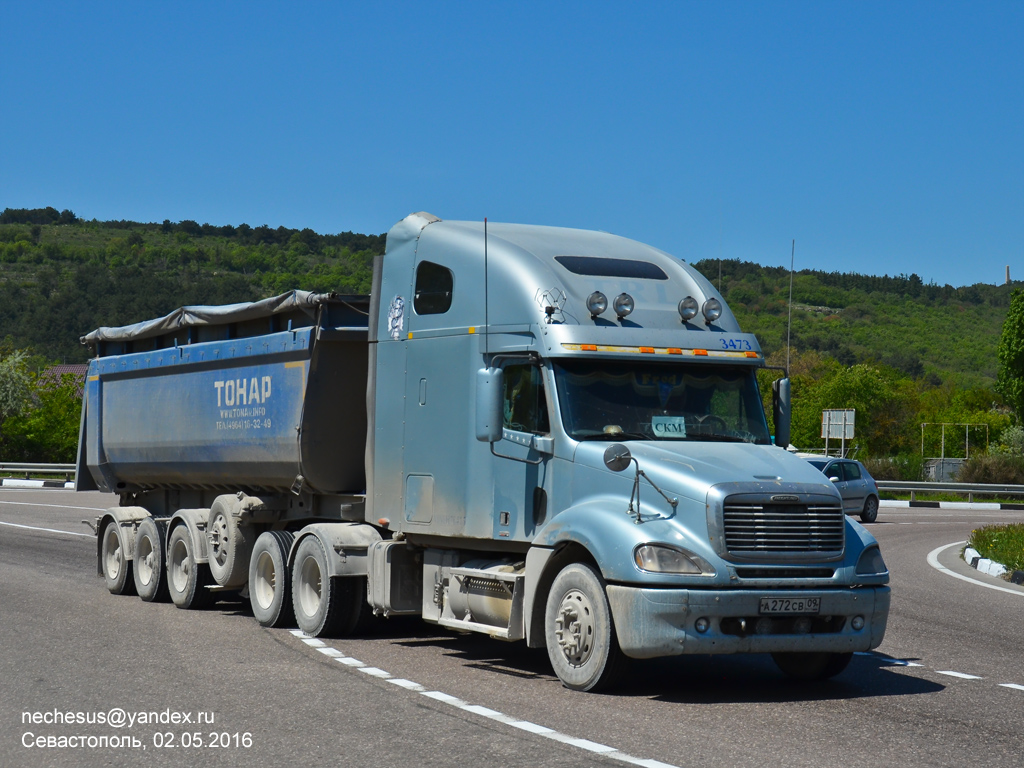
[606,585,890,659]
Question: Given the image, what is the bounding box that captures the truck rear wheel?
[544,562,624,692]
[771,651,853,681]
[207,497,255,589]
[167,524,213,609]
[249,530,295,628]
[134,517,169,602]
[291,536,370,637]
[101,520,135,596]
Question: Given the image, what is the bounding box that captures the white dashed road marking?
[289,629,684,767]
[936,671,983,680]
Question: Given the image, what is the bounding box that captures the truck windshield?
[552,359,771,444]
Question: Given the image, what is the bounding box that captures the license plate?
[759,596,820,615]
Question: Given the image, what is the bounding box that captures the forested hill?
[0,207,1018,387]
[0,208,384,363]
[692,258,1020,387]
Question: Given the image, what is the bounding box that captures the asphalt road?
[2,489,1023,768]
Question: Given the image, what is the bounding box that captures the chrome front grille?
[723,501,844,557]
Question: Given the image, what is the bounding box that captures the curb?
[962,546,1024,584]
[881,499,1024,511]
[0,478,75,489]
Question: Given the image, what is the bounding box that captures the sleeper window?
[414,261,453,315]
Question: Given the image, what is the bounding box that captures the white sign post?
[821,409,855,457]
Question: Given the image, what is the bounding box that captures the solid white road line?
[0,520,92,537]
[926,541,1024,598]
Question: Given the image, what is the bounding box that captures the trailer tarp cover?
[80,290,331,345]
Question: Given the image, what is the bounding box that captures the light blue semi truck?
[79,212,889,691]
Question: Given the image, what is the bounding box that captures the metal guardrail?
[3,466,1022,501]
[877,480,1024,503]
[0,463,76,481]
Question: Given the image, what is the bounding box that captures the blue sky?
[2,1,1021,288]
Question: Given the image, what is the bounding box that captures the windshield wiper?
[576,431,651,441]
[686,433,750,443]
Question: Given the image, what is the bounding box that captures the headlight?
[634,544,715,576]
[702,298,722,324]
[678,296,699,322]
[586,291,608,317]
[855,545,888,575]
[613,293,635,319]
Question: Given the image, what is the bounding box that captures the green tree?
[0,350,32,432]
[996,289,1024,424]
[1,373,83,462]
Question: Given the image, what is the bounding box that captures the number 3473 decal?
[719,338,752,351]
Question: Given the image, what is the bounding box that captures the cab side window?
[503,364,549,435]
[414,261,453,315]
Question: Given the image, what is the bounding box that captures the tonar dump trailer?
[79,212,889,691]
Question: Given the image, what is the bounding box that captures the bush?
[862,453,923,481]
[991,425,1024,456]
[957,454,1024,485]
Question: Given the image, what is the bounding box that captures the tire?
[207,497,255,588]
[772,651,853,681]
[101,520,136,596]
[291,536,371,637]
[134,517,169,602]
[249,530,296,628]
[860,496,879,524]
[544,562,624,692]
[166,524,214,609]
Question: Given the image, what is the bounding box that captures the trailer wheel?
[101,520,135,596]
[207,498,255,589]
[134,517,169,602]
[167,524,213,609]
[544,562,624,692]
[249,531,295,628]
[771,651,853,681]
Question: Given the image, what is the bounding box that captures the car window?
[843,462,861,481]
[503,364,549,435]
[824,463,842,481]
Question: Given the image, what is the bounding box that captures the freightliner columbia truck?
[79,212,889,691]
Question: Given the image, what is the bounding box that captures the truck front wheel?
[544,562,624,692]
[101,521,135,596]
[771,651,853,681]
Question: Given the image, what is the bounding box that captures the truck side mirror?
[772,377,791,448]
[603,443,633,472]
[475,367,504,442]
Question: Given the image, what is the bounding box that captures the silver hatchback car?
[805,458,880,523]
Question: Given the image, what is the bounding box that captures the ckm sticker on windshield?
[652,415,687,437]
